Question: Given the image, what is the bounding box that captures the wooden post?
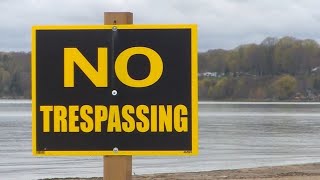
[103,12,133,180]
[104,12,133,25]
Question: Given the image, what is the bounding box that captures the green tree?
[271,75,297,100]
[199,78,215,99]
[208,78,233,99]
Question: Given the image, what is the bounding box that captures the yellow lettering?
[174,105,188,132]
[68,105,79,132]
[94,105,107,132]
[64,48,107,87]
[40,106,53,132]
[80,105,94,133]
[150,105,158,132]
[136,105,150,132]
[107,105,121,132]
[54,106,67,132]
[121,105,135,132]
[115,47,163,87]
[159,105,172,132]
[39,104,189,133]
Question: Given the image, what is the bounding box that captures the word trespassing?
[40,104,188,133]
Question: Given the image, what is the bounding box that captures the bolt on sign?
[32,25,198,156]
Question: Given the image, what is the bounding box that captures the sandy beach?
[43,163,320,180]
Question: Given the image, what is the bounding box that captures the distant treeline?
[2,36,320,100]
[0,52,30,98]
[199,37,320,101]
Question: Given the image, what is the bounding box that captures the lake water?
[1,100,320,180]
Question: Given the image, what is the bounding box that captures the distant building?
[198,72,224,77]
[311,66,320,72]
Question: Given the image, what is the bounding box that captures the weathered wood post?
[103,12,133,180]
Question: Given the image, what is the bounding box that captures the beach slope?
[44,163,320,180]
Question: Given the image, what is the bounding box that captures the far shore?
[41,162,320,180]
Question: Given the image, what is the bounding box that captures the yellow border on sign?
[191,25,199,156]
[32,26,37,156]
[31,24,198,156]
[32,24,196,30]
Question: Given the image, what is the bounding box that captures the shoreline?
[42,162,320,180]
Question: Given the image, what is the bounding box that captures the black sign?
[32,25,198,155]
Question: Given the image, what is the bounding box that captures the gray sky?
[1,0,320,52]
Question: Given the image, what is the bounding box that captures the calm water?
[1,100,320,180]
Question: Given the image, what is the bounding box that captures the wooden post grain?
[104,12,133,25]
[103,12,133,180]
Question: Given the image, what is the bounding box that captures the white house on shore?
[198,72,224,77]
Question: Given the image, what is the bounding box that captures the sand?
[43,163,320,180]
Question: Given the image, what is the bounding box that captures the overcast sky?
[1,0,320,52]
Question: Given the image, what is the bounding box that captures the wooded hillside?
[0,52,30,98]
[199,37,320,101]
[2,36,320,100]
